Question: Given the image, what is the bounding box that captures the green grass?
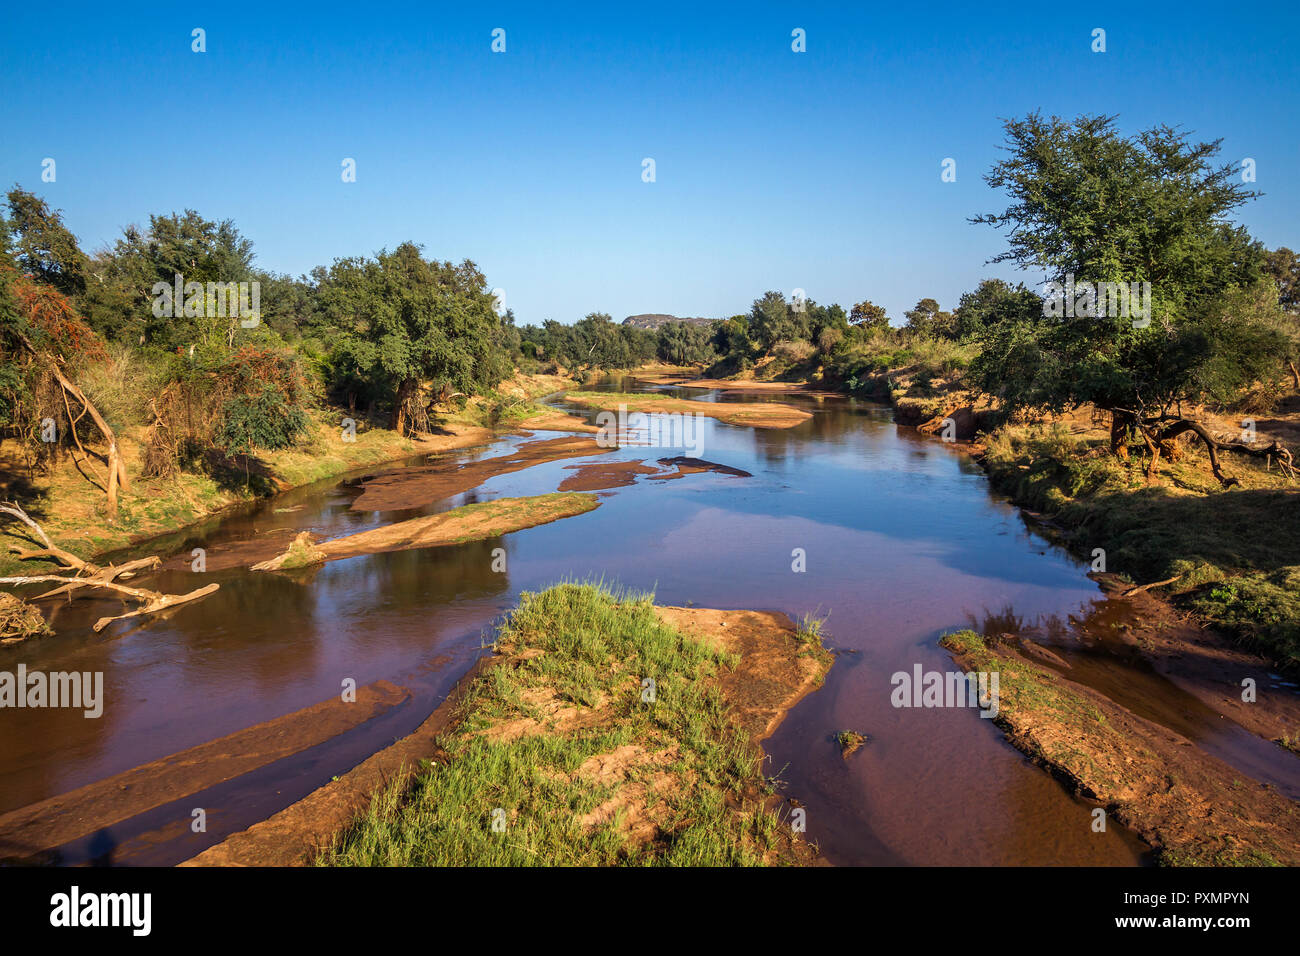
[939,629,1107,732]
[317,581,794,866]
[795,613,833,679]
[980,423,1300,669]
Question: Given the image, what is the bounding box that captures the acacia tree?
[317,243,510,435]
[970,113,1292,482]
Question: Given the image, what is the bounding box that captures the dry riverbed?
[564,391,812,429]
[251,493,600,569]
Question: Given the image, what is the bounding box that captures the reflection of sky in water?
[3,391,1155,865]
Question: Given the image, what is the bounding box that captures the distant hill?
[622,313,720,330]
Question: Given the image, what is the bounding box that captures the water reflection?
[2,380,1248,866]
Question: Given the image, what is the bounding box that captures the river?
[10,377,1275,865]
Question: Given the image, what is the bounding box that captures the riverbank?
[185,583,832,866]
[0,371,576,579]
[641,364,1300,673]
[979,420,1300,672]
[940,629,1300,865]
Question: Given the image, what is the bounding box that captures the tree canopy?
[315,243,511,434]
[969,113,1291,478]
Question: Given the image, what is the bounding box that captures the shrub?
[216,384,309,454]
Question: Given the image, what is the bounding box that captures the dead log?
[1122,574,1183,597]
[0,573,220,632]
[15,332,129,519]
[91,583,220,633]
[1151,418,1295,486]
[0,500,96,572]
[0,504,217,632]
[32,556,161,599]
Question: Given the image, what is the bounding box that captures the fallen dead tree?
[0,501,218,635]
[1108,408,1297,486]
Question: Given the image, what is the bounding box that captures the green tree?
[970,113,1289,481]
[5,188,89,298]
[951,279,1040,340]
[849,300,889,331]
[80,209,258,348]
[748,291,806,351]
[316,243,510,435]
[1263,250,1300,385]
[657,321,718,365]
[1264,248,1299,313]
[903,297,955,338]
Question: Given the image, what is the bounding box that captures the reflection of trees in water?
[235,537,511,690]
[966,598,1112,647]
[224,571,330,693]
[348,537,510,610]
[747,400,885,465]
[969,604,1028,639]
[0,536,516,821]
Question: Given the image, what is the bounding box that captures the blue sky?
[2,1,1297,325]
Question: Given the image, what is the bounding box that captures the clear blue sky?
[3,1,1297,325]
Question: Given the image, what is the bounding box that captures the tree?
[711,314,756,368]
[1264,247,1299,313]
[748,293,795,353]
[316,243,510,435]
[970,113,1291,482]
[951,279,1040,340]
[5,188,89,298]
[849,300,889,331]
[807,302,848,342]
[903,297,955,338]
[1263,248,1300,385]
[80,209,258,348]
[0,248,130,517]
[657,321,717,365]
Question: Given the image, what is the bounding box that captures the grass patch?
[317,581,795,866]
[980,422,1300,669]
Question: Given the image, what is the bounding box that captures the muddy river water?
[5,379,1292,866]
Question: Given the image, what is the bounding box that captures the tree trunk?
[106,442,119,522]
[1109,411,1131,461]
[392,379,417,437]
[45,357,129,493]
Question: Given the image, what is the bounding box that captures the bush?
[772,339,816,363]
[216,384,309,454]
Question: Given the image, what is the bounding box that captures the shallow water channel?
[8,379,1289,865]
